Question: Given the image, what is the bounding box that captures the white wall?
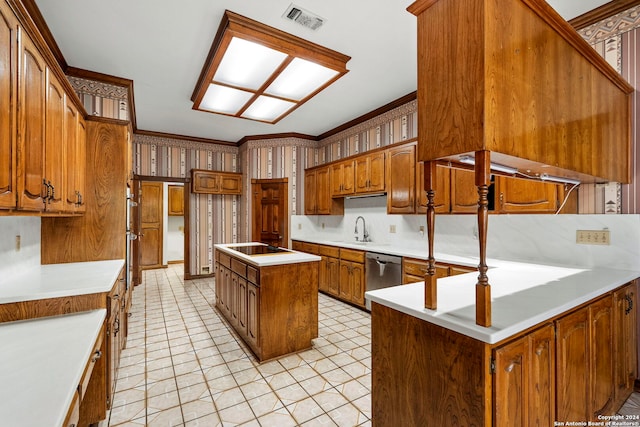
[0,217,41,283]
[163,182,184,264]
[291,196,640,270]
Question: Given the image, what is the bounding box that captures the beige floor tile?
[108,416,147,427]
[287,396,326,424]
[327,402,368,427]
[115,372,146,392]
[247,391,285,417]
[264,371,297,390]
[147,390,180,413]
[181,397,216,422]
[257,407,298,427]
[146,378,178,398]
[312,388,350,413]
[218,401,255,425]
[212,386,246,410]
[146,405,183,427]
[240,379,272,400]
[275,383,310,405]
[112,388,146,408]
[178,381,211,404]
[108,400,146,426]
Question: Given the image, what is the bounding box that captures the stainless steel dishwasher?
[365,252,402,309]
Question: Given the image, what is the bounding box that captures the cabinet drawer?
[403,258,428,277]
[247,265,259,285]
[450,265,475,276]
[79,325,104,400]
[231,258,247,277]
[340,248,365,263]
[218,252,231,268]
[318,245,340,258]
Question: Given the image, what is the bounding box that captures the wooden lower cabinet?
[339,259,365,306]
[371,281,637,426]
[613,282,638,408]
[494,323,555,427]
[215,250,318,361]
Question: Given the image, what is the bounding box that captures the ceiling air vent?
[283,4,325,31]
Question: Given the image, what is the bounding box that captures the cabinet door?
[528,323,555,427]
[237,276,248,336]
[494,335,527,427]
[304,169,317,214]
[368,152,385,192]
[387,144,416,214]
[63,100,79,212]
[329,163,343,196]
[192,170,219,193]
[339,260,353,301]
[219,173,242,194]
[342,161,355,194]
[17,31,46,211]
[351,262,365,306]
[316,167,331,214]
[450,168,478,213]
[247,283,260,350]
[44,69,65,212]
[0,2,17,209]
[231,273,240,327]
[168,185,184,216]
[417,164,451,214]
[590,296,614,417]
[327,257,340,297]
[613,283,637,406]
[556,306,590,421]
[496,177,559,213]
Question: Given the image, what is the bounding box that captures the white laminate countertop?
[216,243,320,267]
[0,309,106,427]
[292,237,640,344]
[0,259,125,304]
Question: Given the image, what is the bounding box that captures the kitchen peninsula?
[214,243,320,362]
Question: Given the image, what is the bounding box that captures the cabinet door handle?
[504,359,521,373]
[112,294,119,300]
[625,294,633,315]
[92,349,102,362]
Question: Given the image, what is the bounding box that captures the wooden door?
[252,179,288,248]
[387,144,416,214]
[44,70,65,212]
[0,2,17,209]
[140,181,163,269]
[556,306,590,421]
[496,177,559,213]
[17,31,46,211]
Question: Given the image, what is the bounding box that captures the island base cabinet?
[613,282,638,409]
[215,250,318,362]
[493,323,555,427]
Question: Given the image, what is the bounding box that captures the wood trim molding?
[569,0,640,30]
[238,133,317,146]
[318,91,417,141]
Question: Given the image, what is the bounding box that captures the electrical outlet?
[390,225,396,233]
[298,223,302,230]
[576,230,610,245]
[322,223,325,229]
[419,225,425,235]
[15,235,20,252]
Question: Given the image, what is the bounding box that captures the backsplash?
[291,197,640,270]
[0,217,41,283]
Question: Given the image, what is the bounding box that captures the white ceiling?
[34,0,611,143]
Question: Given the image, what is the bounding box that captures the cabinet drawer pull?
[92,350,102,362]
[112,294,119,300]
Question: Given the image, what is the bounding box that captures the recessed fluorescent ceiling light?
[191,10,350,124]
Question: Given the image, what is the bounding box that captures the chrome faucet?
[354,216,370,242]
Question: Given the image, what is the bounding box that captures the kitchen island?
[214,243,320,362]
[366,265,639,426]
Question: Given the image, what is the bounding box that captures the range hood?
[408,0,633,184]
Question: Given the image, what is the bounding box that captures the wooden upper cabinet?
[168,185,184,216]
[450,168,478,213]
[63,101,79,212]
[417,163,450,214]
[44,70,66,212]
[355,152,385,194]
[191,169,242,195]
[305,166,342,215]
[17,30,46,211]
[74,116,86,213]
[0,1,17,209]
[495,176,559,213]
[304,169,317,215]
[387,144,416,214]
[330,160,354,196]
[315,167,332,215]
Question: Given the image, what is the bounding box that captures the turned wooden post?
[424,161,437,309]
[475,151,492,327]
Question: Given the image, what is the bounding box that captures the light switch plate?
[576,230,610,245]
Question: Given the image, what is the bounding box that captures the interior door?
[140,181,163,269]
[252,179,288,248]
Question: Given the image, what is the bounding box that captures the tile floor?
[100,264,640,426]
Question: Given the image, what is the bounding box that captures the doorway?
[132,176,190,285]
[251,178,289,248]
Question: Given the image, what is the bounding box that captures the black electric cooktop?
[232,245,289,256]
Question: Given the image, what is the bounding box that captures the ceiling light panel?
[213,37,287,90]
[191,10,350,124]
[265,58,340,100]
